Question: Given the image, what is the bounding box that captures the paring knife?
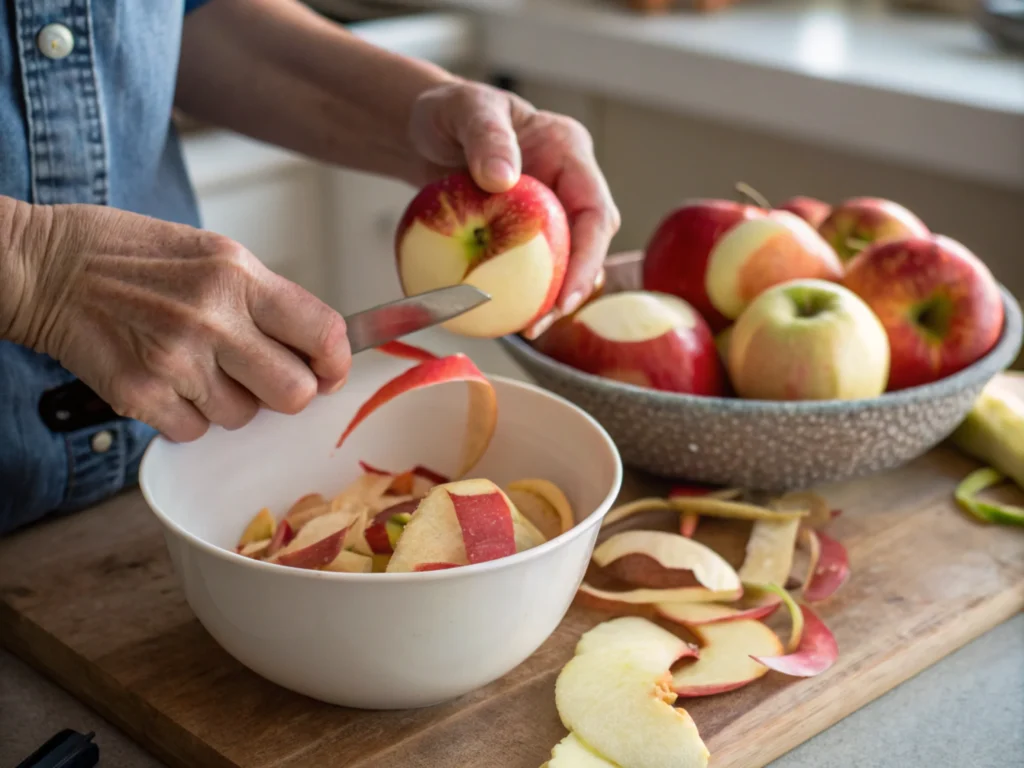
[37,284,491,433]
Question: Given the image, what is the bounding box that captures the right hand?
[6,202,351,442]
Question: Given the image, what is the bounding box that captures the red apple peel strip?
[275,527,349,570]
[751,602,838,677]
[265,519,295,557]
[449,490,517,564]
[376,340,438,362]
[679,512,700,538]
[336,354,497,479]
[753,583,804,652]
[579,582,743,605]
[802,530,850,602]
[798,528,822,594]
[414,562,460,572]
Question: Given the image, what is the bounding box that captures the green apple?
[727,278,890,400]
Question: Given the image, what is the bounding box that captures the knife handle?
[38,379,124,433]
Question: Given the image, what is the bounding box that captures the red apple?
[727,278,891,401]
[705,210,844,321]
[533,290,725,395]
[818,196,929,262]
[842,235,1004,391]
[394,171,570,338]
[778,196,832,229]
[642,199,763,331]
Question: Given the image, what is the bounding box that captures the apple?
[394,170,570,338]
[323,550,373,574]
[841,235,1004,391]
[237,508,275,548]
[642,199,763,332]
[274,527,349,570]
[818,196,929,262]
[778,196,831,229]
[555,617,710,768]
[671,616,784,696]
[726,278,891,400]
[386,479,520,572]
[283,492,329,531]
[705,210,844,321]
[533,290,725,395]
[546,733,617,767]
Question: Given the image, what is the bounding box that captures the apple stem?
[735,182,772,210]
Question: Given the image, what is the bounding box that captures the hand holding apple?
[395,171,570,338]
[841,234,1004,391]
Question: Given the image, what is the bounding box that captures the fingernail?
[484,158,516,187]
[561,290,585,315]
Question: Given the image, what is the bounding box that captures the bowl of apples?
[140,344,622,709]
[499,193,1023,491]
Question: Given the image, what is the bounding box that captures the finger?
[560,207,617,314]
[521,266,606,342]
[186,369,260,431]
[249,274,352,386]
[218,332,318,416]
[154,399,211,443]
[455,91,522,193]
[112,381,210,443]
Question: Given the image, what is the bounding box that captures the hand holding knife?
[38,285,491,433]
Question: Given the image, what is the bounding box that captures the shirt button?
[91,430,114,454]
[37,23,75,60]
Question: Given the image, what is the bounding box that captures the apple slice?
[330,472,396,516]
[546,733,618,768]
[284,493,329,531]
[238,538,271,559]
[671,618,784,697]
[656,591,781,626]
[237,508,275,548]
[414,561,460,571]
[323,550,373,573]
[802,530,850,602]
[265,519,295,557]
[593,531,742,595]
[336,354,497,479]
[556,618,710,768]
[752,602,838,677]
[573,616,698,659]
[736,517,801,587]
[275,509,361,559]
[275,527,349,570]
[506,478,574,535]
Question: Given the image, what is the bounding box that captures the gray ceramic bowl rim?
[500,285,1023,414]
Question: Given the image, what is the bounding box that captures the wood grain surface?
[2,389,1023,767]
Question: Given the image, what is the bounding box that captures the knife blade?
[37,284,491,434]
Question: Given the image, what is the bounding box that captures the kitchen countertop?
[409,0,1024,191]
[2,331,1023,766]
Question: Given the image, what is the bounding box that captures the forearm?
[175,0,459,184]
[0,195,47,347]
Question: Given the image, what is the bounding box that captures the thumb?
[455,92,522,193]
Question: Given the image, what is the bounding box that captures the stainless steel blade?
[345,284,491,353]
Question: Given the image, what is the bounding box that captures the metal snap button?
[37,23,75,60]
[91,430,113,454]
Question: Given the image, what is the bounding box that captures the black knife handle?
[38,379,124,433]
[15,729,99,768]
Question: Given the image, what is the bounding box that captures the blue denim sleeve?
[0,343,156,536]
[185,0,214,13]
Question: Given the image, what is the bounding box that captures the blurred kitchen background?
[174,0,1024,367]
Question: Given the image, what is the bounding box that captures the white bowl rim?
[139,373,624,584]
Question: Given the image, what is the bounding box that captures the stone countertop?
[2,616,1021,766]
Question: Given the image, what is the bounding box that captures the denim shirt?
[0,0,211,534]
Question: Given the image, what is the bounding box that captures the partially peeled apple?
[533,290,726,395]
[395,171,570,338]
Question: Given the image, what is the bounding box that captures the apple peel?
[601,497,674,528]
[802,530,850,602]
[753,583,804,652]
[736,517,801,587]
[751,602,838,677]
[450,489,516,564]
[669,496,807,522]
[797,527,822,594]
[773,491,832,529]
[593,530,742,595]
[376,339,438,362]
[506,478,575,534]
[336,354,497,479]
[954,467,1024,527]
[656,591,780,626]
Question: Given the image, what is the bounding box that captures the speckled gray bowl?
[499,256,1023,491]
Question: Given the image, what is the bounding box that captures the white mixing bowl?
[139,350,622,709]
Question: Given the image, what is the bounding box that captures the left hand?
[408,80,620,338]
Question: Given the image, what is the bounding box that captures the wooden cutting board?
[2,398,1024,767]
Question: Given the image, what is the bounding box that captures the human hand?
[408,80,620,338]
[5,202,350,441]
